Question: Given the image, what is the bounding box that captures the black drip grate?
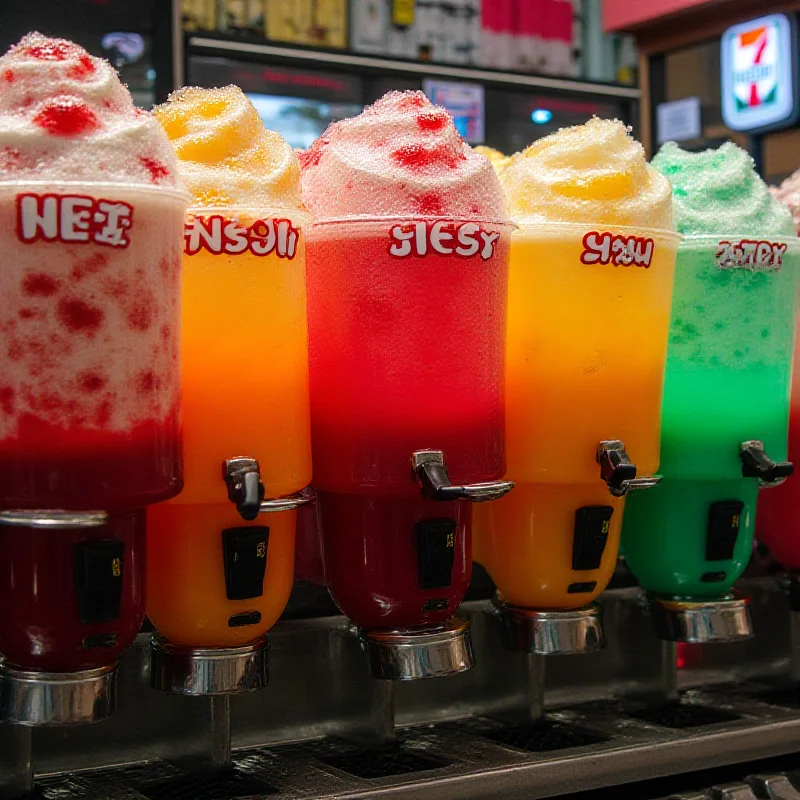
[482,720,607,753]
[320,747,448,780]
[749,684,800,709]
[136,770,278,800]
[627,701,740,729]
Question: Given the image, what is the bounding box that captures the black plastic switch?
[74,539,125,625]
[422,598,449,612]
[82,633,118,650]
[417,519,456,590]
[706,501,744,562]
[572,506,613,571]
[222,526,269,600]
[228,611,262,628]
[568,581,598,594]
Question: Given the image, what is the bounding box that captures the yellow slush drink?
[474,119,678,609]
[147,87,310,646]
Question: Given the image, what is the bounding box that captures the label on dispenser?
[705,500,743,562]
[184,216,299,259]
[73,539,125,625]
[388,221,500,260]
[580,232,655,268]
[572,506,613,572]
[716,240,787,271]
[416,518,456,590]
[17,193,134,249]
[222,526,269,600]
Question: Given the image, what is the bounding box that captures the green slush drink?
[622,142,799,599]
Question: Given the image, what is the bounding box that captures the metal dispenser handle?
[411,450,514,503]
[222,457,313,521]
[740,440,793,487]
[596,440,661,498]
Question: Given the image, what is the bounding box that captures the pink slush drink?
[0,34,189,510]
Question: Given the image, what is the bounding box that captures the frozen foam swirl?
[770,170,800,236]
[500,117,673,229]
[299,91,507,221]
[154,86,303,210]
[652,141,794,237]
[0,33,179,187]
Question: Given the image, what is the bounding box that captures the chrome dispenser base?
[0,663,117,725]
[360,618,474,680]
[149,635,268,695]
[650,593,753,643]
[493,599,605,655]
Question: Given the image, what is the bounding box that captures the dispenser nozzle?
[740,440,793,487]
[596,440,661,497]
[411,450,514,503]
[222,457,265,521]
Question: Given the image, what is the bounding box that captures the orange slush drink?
[473,119,678,609]
[147,87,311,646]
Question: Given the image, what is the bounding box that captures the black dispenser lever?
[740,440,793,486]
[412,450,514,503]
[596,440,661,498]
[222,457,265,521]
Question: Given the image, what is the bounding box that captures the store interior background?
[1,1,797,183]
[0,0,639,161]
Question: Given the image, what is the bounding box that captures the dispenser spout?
[411,450,514,502]
[222,457,265,521]
[596,440,661,498]
[223,457,314,520]
[740,440,793,487]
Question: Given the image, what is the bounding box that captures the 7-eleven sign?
[722,14,798,133]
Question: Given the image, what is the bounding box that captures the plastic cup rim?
[307,214,517,229]
[679,232,800,246]
[511,220,682,241]
[187,205,311,224]
[0,179,191,205]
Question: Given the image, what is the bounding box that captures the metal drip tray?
[626,701,742,729]
[478,720,607,753]
[744,684,800,710]
[134,771,278,800]
[320,747,448,780]
[36,759,279,800]
[26,697,800,800]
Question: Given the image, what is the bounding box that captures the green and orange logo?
[731,23,778,110]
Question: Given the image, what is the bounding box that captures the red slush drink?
[301,92,512,629]
[758,318,800,569]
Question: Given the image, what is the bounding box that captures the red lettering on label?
[183,216,300,259]
[16,193,133,248]
[581,231,655,268]
[387,221,500,261]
